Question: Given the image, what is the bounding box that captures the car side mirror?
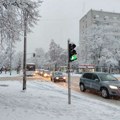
[95,79,99,82]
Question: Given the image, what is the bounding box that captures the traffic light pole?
[67,39,77,104]
[68,40,71,104]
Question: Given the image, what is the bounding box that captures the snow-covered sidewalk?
[0,70,22,77]
[0,80,120,120]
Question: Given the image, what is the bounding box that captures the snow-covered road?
[0,80,120,120]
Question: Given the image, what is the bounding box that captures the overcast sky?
[16,0,120,53]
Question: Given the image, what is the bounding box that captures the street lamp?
[23,10,28,90]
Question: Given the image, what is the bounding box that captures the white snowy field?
[0,80,120,120]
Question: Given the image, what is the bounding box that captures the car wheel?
[101,88,109,98]
[80,83,86,92]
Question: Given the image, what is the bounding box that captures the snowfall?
[0,72,120,120]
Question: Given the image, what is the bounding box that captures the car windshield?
[55,72,63,76]
[98,73,118,81]
[44,70,50,74]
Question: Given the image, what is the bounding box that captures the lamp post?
[23,10,28,90]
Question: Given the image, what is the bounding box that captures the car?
[79,72,120,98]
[51,71,66,82]
[34,69,40,75]
[43,70,51,78]
[39,69,44,76]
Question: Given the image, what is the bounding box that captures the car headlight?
[109,85,118,89]
[44,73,47,76]
[56,77,59,79]
[33,73,36,76]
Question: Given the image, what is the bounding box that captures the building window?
[94,15,99,19]
[104,16,109,20]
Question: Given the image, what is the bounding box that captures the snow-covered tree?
[49,39,67,70]
[12,52,23,69]
[49,39,63,62]
[0,0,41,71]
[0,0,41,51]
[80,22,120,67]
[0,43,15,70]
[34,48,46,68]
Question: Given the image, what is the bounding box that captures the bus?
[26,63,36,76]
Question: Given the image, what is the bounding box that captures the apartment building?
[79,9,120,64]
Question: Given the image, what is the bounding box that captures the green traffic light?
[70,54,77,61]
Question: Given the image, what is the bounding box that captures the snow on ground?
[1,70,120,78]
[0,70,22,77]
[65,72,120,78]
[0,79,120,120]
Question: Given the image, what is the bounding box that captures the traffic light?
[33,53,35,57]
[69,43,77,62]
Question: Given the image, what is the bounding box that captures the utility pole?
[68,39,71,104]
[23,10,28,90]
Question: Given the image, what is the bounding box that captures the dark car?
[79,72,120,98]
[51,71,66,82]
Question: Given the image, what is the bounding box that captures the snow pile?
[0,80,120,120]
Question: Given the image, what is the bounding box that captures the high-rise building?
[79,9,120,64]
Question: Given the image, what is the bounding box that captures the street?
[26,74,120,106]
[1,74,120,106]
[28,74,120,106]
